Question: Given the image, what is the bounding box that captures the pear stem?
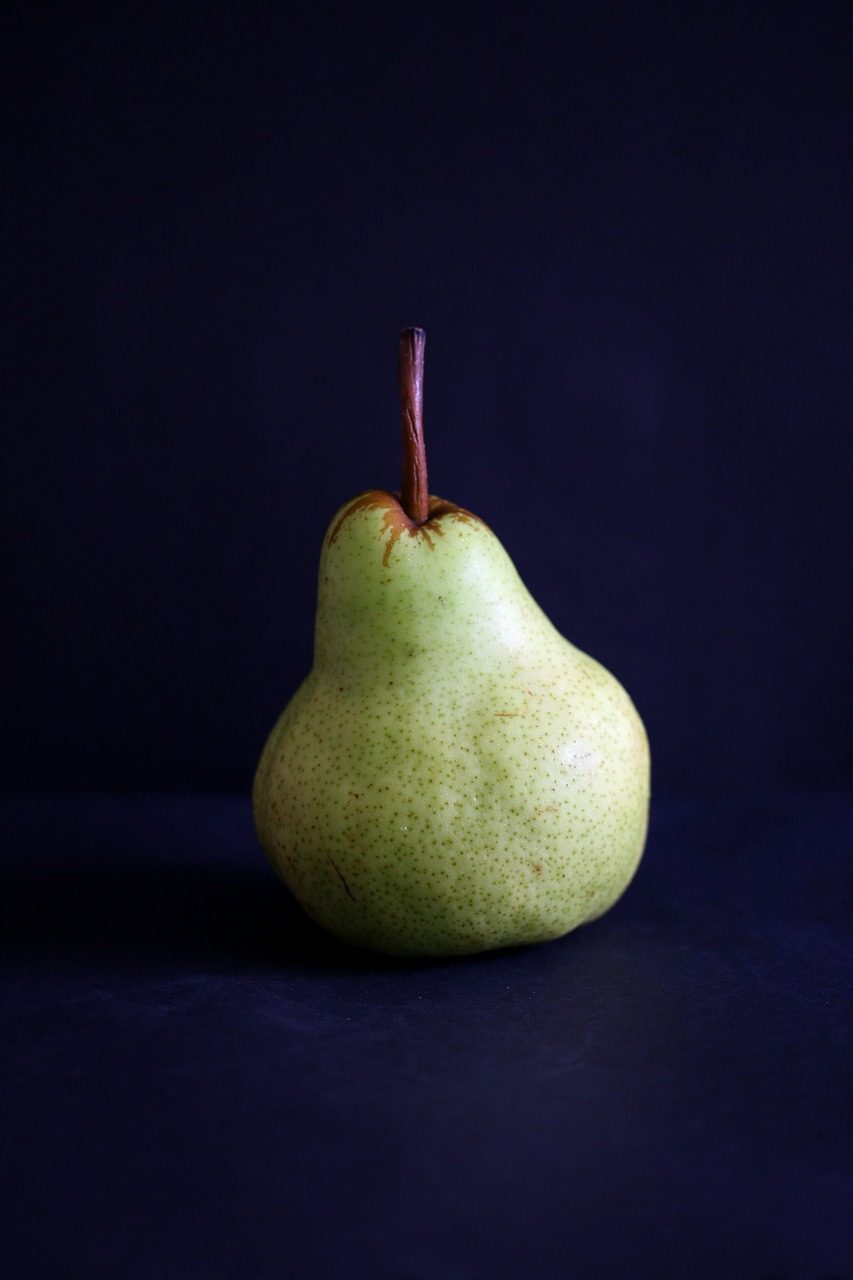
[399,327,429,524]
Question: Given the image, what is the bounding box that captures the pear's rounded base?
[259,834,644,961]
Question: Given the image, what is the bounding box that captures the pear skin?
[253,330,650,957]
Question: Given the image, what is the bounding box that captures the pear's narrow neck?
[313,506,557,675]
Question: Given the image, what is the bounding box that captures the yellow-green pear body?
[253,492,650,957]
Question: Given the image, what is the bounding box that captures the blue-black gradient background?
[4,2,851,799]
[3,10,853,1280]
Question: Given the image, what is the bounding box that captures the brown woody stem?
[398,327,429,524]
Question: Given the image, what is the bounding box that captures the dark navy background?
[4,2,852,796]
[3,6,853,1280]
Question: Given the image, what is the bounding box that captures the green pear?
[254,329,650,957]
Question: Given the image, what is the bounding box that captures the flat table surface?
[2,792,851,1280]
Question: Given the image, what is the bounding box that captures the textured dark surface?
[2,793,851,1279]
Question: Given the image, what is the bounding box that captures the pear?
[253,329,650,957]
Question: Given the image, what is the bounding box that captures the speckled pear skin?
[253,490,650,958]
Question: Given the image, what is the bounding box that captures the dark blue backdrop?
[4,2,852,796]
[3,9,853,1280]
